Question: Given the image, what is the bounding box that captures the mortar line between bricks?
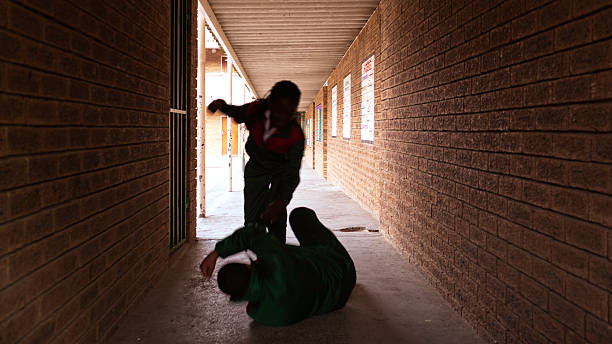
[377,139,611,166]
[2,203,169,343]
[95,218,170,343]
[0,90,168,117]
[0,91,169,116]
[1,56,169,103]
[379,153,612,218]
[501,239,610,295]
[380,57,612,107]
[378,126,612,135]
[64,0,170,50]
[0,122,170,129]
[498,242,610,326]
[18,218,169,344]
[0,140,169,162]
[0,30,168,93]
[9,0,170,70]
[0,164,169,230]
[0,186,169,301]
[0,151,169,195]
[384,4,612,70]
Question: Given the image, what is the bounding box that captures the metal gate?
[170,0,189,250]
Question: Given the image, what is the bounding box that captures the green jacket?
[215,223,356,326]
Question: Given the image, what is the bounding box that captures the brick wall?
[325,9,382,218]
[0,0,196,342]
[314,86,328,178]
[304,102,315,168]
[376,0,612,343]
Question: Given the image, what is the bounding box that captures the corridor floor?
[108,166,485,344]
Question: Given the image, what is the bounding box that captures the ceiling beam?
[198,0,259,99]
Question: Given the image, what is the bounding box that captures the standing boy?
[208,81,304,243]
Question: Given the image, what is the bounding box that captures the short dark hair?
[217,263,250,299]
[269,80,301,105]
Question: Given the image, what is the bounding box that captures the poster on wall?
[361,55,375,142]
[331,85,337,137]
[316,104,322,142]
[305,119,310,146]
[343,74,351,139]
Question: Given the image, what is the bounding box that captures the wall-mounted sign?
[361,55,375,142]
[343,74,351,139]
[316,104,322,142]
[331,85,337,137]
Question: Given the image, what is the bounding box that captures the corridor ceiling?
[206,0,380,111]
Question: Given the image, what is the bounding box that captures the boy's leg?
[289,207,343,249]
[243,174,270,225]
[266,207,287,244]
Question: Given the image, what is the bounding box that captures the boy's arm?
[208,99,251,124]
[277,139,305,205]
[214,222,267,258]
[200,223,266,279]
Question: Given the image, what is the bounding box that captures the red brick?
[532,208,565,239]
[553,75,592,103]
[538,52,570,80]
[486,233,507,259]
[553,134,591,160]
[509,245,534,274]
[551,241,589,278]
[592,7,612,40]
[589,193,612,228]
[565,217,607,255]
[567,162,611,193]
[511,9,539,40]
[522,133,552,155]
[533,256,566,293]
[592,70,612,100]
[555,17,593,50]
[522,180,551,208]
[592,135,612,163]
[586,314,612,344]
[549,292,586,335]
[535,158,566,184]
[499,218,523,246]
[507,288,534,322]
[533,307,566,343]
[571,40,612,74]
[499,175,522,200]
[573,0,611,17]
[570,103,612,132]
[524,30,554,59]
[507,200,533,227]
[551,187,589,219]
[522,228,552,260]
[535,106,568,130]
[497,259,520,288]
[566,274,608,319]
[520,274,549,309]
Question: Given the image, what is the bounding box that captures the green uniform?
[215,207,356,326]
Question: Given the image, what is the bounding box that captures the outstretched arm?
[199,223,266,279]
[208,99,250,124]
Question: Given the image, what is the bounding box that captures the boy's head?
[217,263,251,300]
[268,80,301,128]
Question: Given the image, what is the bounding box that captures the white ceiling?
[207,0,380,111]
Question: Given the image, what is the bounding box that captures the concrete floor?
[108,165,485,344]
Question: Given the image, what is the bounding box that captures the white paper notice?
[343,74,351,139]
[361,55,375,142]
[331,85,337,137]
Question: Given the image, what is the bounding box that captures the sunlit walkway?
[108,167,484,343]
